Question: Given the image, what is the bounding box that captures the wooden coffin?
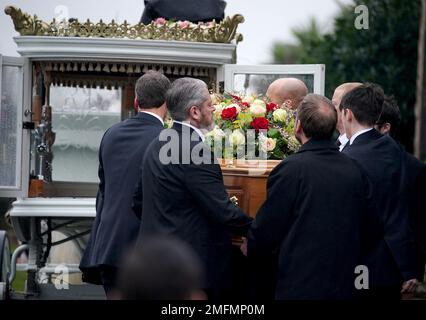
[219,159,281,218]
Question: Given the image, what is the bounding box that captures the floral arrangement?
[206,93,300,160]
[152,17,215,30]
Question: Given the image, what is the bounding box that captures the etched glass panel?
[0,65,22,188]
[50,86,121,183]
[233,73,314,96]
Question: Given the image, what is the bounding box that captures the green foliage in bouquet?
[206,93,300,160]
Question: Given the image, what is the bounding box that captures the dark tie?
[341,142,350,152]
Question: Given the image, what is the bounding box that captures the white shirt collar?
[338,133,349,152]
[173,120,205,142]
[349,128,374,145]
[338,133,349,145]
[140,111,164,126]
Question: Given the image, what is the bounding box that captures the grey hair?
[166,78,209,121]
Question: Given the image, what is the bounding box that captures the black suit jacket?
[248,139,376,299]
[140,0,227,24]
[401,149,426,280]
[136,122,252,290]
[343,129,417,287]
[80,113,164,284]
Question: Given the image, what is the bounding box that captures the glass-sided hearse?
[0,6,324,299]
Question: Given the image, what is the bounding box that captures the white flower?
[273,108,288,123]
[229,130,246,146]
[206,126,226,140]
[200,21,215,29]
[250,99,267,117]
[214,102,226,113]
[288,136,300,151]
[250,102,266,117]
[259,134,277,152]
[213,102,226,120]
[211,94,221,105]
[242,95,255,104]
[252,99,266,108]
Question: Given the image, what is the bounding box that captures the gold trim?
[4,6,49,36]
[5,6,244,44]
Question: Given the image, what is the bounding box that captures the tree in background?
[271,17,323,64]
[272,0,422,152]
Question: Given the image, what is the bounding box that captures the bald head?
[331,82,363,134]
[332,83,363,108]
[266,78,309,110]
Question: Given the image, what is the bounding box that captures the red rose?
[240,101,250,109]
[267,102,278,113]
[251,117,269,131]
[230,94,242,102]
[221,107,238,120]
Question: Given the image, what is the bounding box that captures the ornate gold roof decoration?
[4,6,49,36]
[5,6,244,44]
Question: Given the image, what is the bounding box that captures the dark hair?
[135,70,171,109]
[117,236,204,300]
[376,95,401,136]
[166,77,208,121]
[376,95,401,127]
[297,93,337,140]
[339,83,385,126]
